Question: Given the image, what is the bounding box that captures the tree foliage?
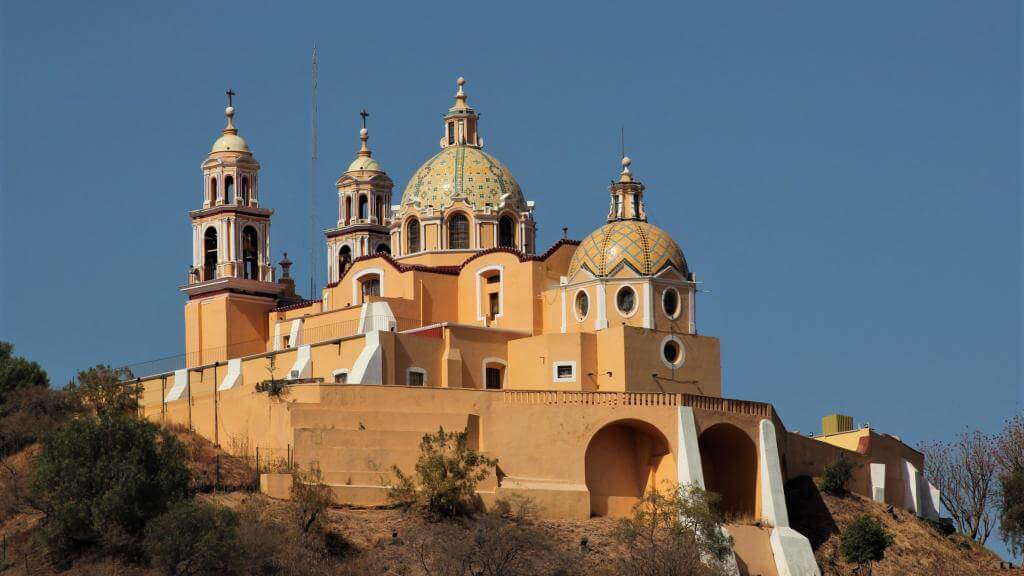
[67,364,138,416]
[840,515,893,573]
[32,414,190,562]
[292,465,332,533]
[612,483,733,576]
[145,500,242,576]
[997,415,1024,556]
[389,426,497,519]
[821,455,855,496]
[0,342,49,402]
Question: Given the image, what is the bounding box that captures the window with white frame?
[406,367,427,387]
[332,369,349,384]
[552,361,576,383]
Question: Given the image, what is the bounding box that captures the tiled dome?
[569,220,688,278]
[401,145,527,212]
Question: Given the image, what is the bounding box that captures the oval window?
[663,339,682,367]
[616,285,637,316]
[575,290,589,321]
[663,288,680,319]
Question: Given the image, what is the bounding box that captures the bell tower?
[607,157,647,222]
[324,110,394,285]
[182,91,289,366]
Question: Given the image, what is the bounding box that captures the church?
[136,78,940,575]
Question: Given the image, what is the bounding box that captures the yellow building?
[134,79,941,576]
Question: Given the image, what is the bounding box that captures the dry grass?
[787,475,1011,576]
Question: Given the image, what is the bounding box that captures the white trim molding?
[614,283,639,318]
[406,366,427,386]
[481,357,507,390]
[552,361,577,383]
[475,264,504,322]
[660,335,687,369]
[351,267,385,304]
[331,368,350,384]
[573,288,590,322]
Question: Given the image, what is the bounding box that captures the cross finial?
[360,109,369,130]
[226,89,235,108]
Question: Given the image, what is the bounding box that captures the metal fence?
[116,314,424,380]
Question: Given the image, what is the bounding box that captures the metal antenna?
[620,126,625,159]
[308,43,319,299]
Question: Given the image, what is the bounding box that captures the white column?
[643,281,653,329]
[595,283,608,330]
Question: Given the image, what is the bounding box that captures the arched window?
[224,176,234,204]
[498,215,515,248]
[241,176,250,204]
[448,213,469,249]
[375,196,385,222]
[632,194,640,218]
[447,122,455,145]
[338,245,352,279]
[376,243,391,255]
[358,195,369,220]
[209,178,217,205]
[344,196,353,225]
[407,219,421,253]
[242,226,259,280]
[361,275,380,301]
[203,227,218,281]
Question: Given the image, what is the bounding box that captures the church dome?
[401,145,526,212]
[211,133,250,153]
[569,220,688,278]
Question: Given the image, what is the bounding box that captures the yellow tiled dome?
[569,220,688,278]
[401,145,527,211]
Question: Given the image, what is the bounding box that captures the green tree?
[613,483,733,576]
[0,386,78,456]
[389,426,497,519]
[840,515,893,575]
[144,500,242,576]
[821,456,855,496]
[0,342,49,401]
[999,465,1024,557]
[32,414,189,562]
[67,364,138,416]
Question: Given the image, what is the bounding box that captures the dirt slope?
[786,475,1012,576]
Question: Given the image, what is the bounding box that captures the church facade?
[135,78,939,575]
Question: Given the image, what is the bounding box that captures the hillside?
[787,475,1011,576]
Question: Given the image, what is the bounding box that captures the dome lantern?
[607,156,647,222]
[440,77,481,149]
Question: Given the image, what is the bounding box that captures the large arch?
[585,419,674,517]
[698,423,758,520]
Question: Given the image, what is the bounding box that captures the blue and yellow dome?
[401,145,527,211]
[568,220,688,278]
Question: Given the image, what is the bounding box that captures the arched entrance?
[585,419,674,517]
[698,423,757,519]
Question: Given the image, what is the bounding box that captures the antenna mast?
[308,44,319,299]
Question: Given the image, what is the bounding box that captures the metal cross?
[226,89,235,107]
[360,109,369,129]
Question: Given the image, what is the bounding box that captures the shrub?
[613,482,733,576]
[234,496,332,576]
[0,385,78,457]
[821,456,855,495]
[840,515,893,572]
[389,426,497,519]
[144,500,242,576]
[31,414,189,562]
[292,465,332,533]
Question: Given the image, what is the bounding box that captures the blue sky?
[1,0,1020,555]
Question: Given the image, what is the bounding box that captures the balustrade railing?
[501,390,775,418]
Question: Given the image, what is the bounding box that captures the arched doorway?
[203,227,218,280]
[338,245,352,280]
[698,423,757,519]
[241,226,259,280]
[585,419,673,517]
[498,215,515,248]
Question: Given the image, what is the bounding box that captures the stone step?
[326,484,391,507]
[292,446,421,474]
[295,428,428,450]
[290,408,470,433]
[322,469,397,487]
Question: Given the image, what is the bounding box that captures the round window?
[574,290,589,321]
[660,335,686,368]
[616,285,637,316]
[662,288,680,319]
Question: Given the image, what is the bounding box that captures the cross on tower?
[226,89,235,107]
[360,109,369,130]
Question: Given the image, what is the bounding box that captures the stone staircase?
[289,406,478,506]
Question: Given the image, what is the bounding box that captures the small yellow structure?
[131,79,941,576]
[821,413,855,436]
